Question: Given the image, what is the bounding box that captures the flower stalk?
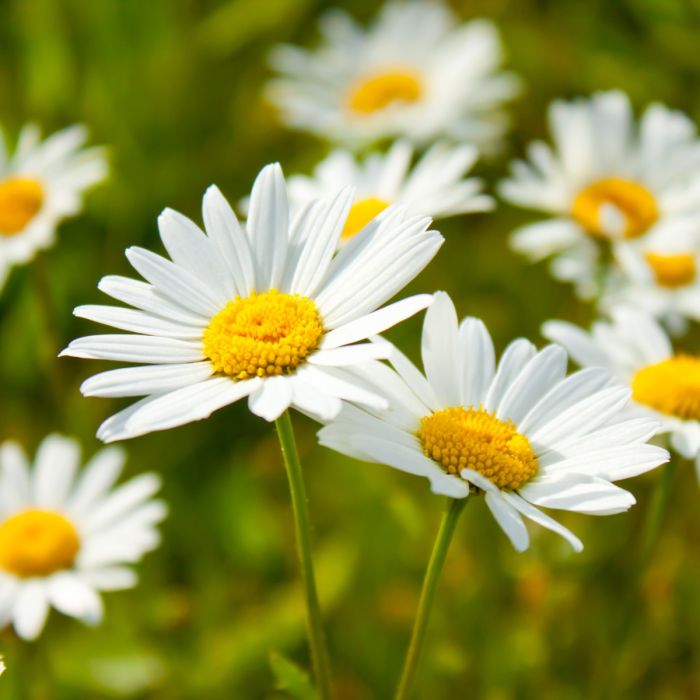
[275,410,334,700]
[394,497,466,700]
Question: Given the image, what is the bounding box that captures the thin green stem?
[394,497,466,700]
[274,411,334,700]
[641,457,679,561]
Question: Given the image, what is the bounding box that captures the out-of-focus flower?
[267,1,519,151]
[62,163,442,441]
[0,124,107,289]
[319,292,667,552]
[543,307,700,479]
[500,91,700,298]
[283,140,493,243]
[602,230,700,336]
[0,434,165,641]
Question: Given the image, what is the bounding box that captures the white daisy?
[283,140,493,243]
[61,163,442,441]
[500,91,700,298]
[601,230,700,336]
[318,293,668,552]
[543,307,700,480]
[0,123,107,289]
[0,434,165,641]
[267,1,519,150]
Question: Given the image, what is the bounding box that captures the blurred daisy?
[602,231,700,335]
[0,123,107,289]
[319,292,667,552]
[285,141,493,242]
[267,1,519,150]
[0,434,165,641]
[62,163,442,441]
[500,91,700,298]
[543,308,700,479]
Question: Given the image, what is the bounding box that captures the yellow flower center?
[347,69,423,115]
[342,197,391,240]
[644,252,696,288]
[0,177,44,236]
[0,509,80,578]
[203,289,324,380]
[417,407,539,490]
[631,355,700,420]
[571,177,658,240]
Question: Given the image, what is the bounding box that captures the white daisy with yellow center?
[0,123,107,290]
[602,233,700,335]
[267,1,519,150]
[0,434,165,641]
[284,140,493,242]
[543,308,700,480]
[499,91,700,298]
[319,293,668,552]
[61,163,442,441]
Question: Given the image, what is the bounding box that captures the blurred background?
[2,0,700,697]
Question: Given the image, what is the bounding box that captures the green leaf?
[269,651,320,700]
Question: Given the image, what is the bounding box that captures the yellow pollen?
[417,406,539,490]
[632,355,700,421]
[342,197,390,240]
[347,69,423,115]
[644,252,696,288]
[0,509,80,578]
[203,289,324,380]
[0,177,44,236]
[572,177,658,240]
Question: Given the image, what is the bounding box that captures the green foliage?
[269,651,320,700]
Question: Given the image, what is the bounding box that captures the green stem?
[394,498,466,700]
[274,411,334,700]
[641,457,678,561]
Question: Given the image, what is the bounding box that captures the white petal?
[247,163,289,289]
[157,207,236,300]
[298,365,387,411]
[100,377,261,441]
[67,446,126,518]
[47,573,103,625]
[202,185,256,296]
[13,581,50,641]
[495,345,568,425]
[80,362,214,398]
[74,304,205,338]
[248,376,294,421]
[484,491,529,552]
[483,339,537,411]
[321,294,432,349]
[125,247,221,317]
[80,567,137,591]
[0,441,31,512]
[308,342,391,366]
[458,317,495,408]
[421,292,460,406]
[518,367,612,435]
[61,334,204,364]
[289,187,354,297]
[521,473,635,514]
[502,492,583,552]
[33,434,81,508]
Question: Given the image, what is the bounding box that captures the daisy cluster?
[1,0,699,671]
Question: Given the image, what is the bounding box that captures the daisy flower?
[500,91,700,298]
[267,1,519,150]
[543,307,700,480]
[0,434,165,641]
[61,163,442,441]
[0,123,107,289]
[318,292,668,552]
[284,140,493,243]
[601,230,700,335]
